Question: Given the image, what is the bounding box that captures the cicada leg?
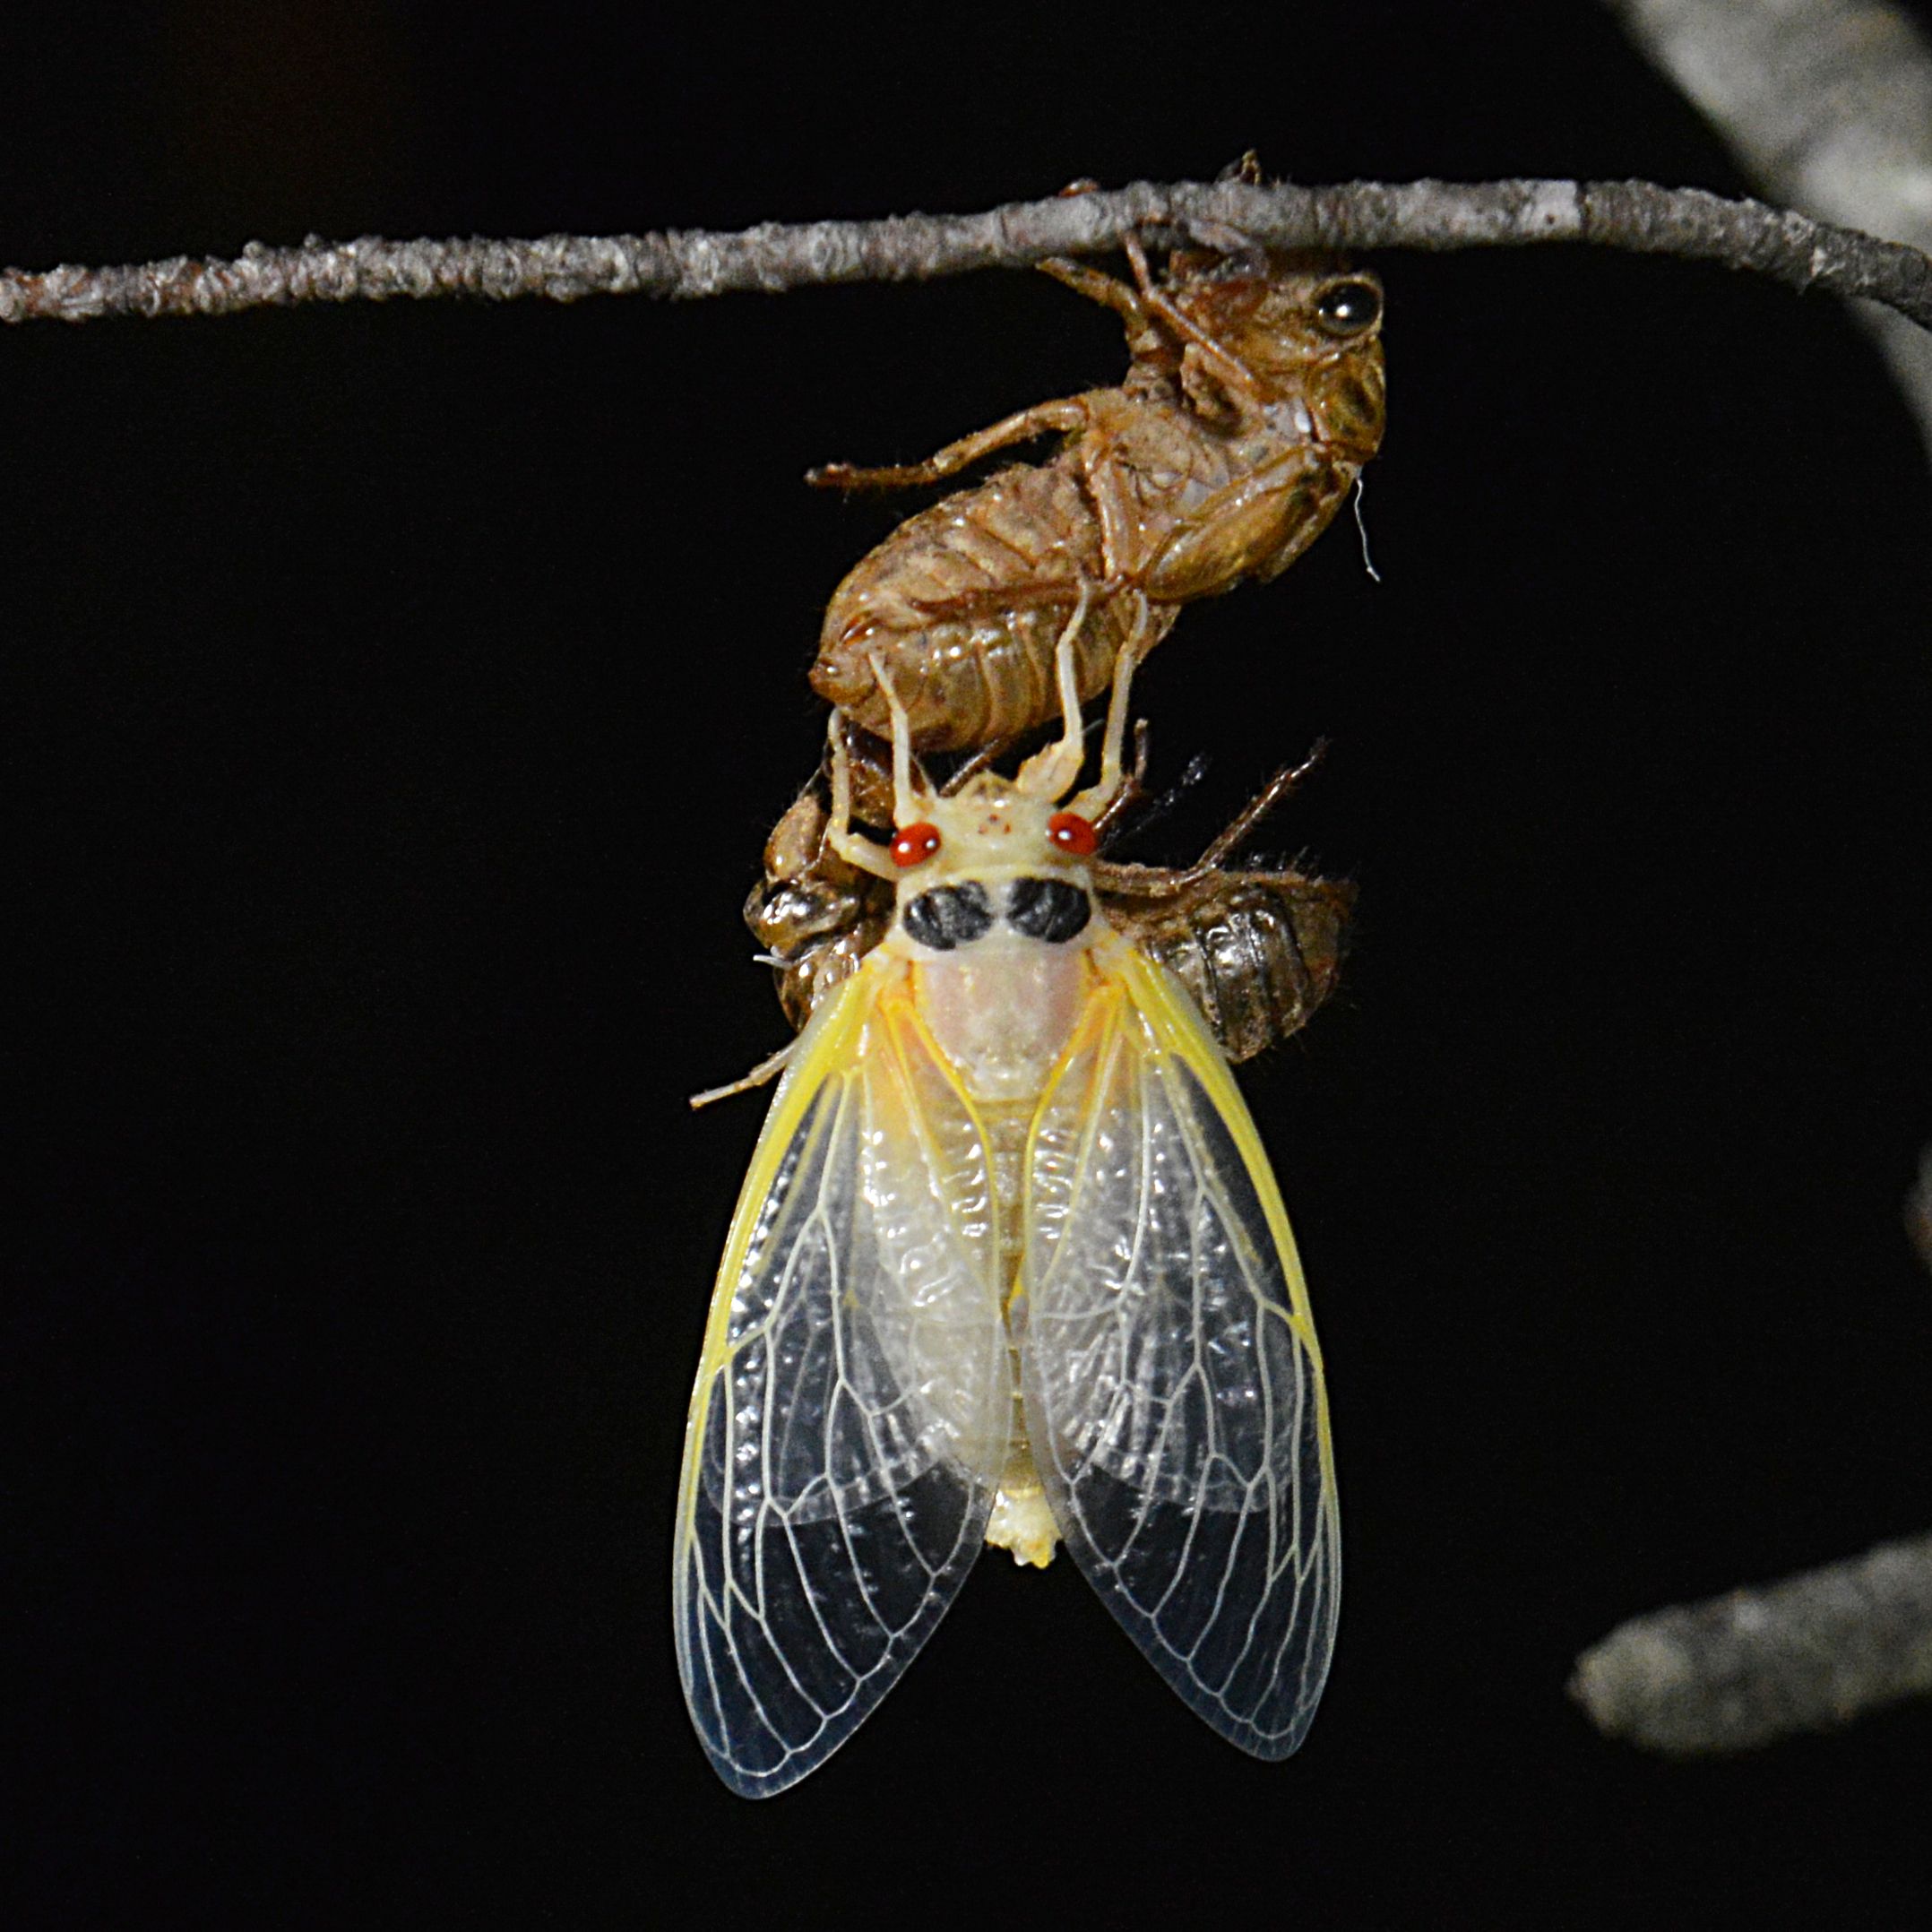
[1065,592,1149,822]
[1194,739,1328,867]
[1037,255,1140,319]
[1088,718,1152,841]
[939,734,1021,797]
[1013,580,1099,801]
[1089,741,1329,902]
[1037,256,1173,368]
[865,653,930,826]
[1121,229,1269,409]
[825,711,901,880]
[687,1038,798,1112]
[806,397,1091,494]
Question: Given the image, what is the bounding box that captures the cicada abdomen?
[1100,866,1353,1066]
[812,467,1181,752]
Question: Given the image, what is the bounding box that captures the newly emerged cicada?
[677,628,1339,1794]
[807,190,1385,751]
[748,739,1353,1057]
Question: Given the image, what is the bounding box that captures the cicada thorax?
[1124,252,1386,604]
[806,238,1384,752]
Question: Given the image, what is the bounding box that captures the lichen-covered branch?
[1570,1531,1932,1753]
[1610,0,1932,453]
[5,177,1932,332]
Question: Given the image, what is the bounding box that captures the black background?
[11,4,1932,1923]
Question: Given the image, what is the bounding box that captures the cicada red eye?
[1047,811,1098,858]
[890,822,943,868]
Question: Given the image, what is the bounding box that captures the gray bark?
[1572,1531,1932,1752]
[4,177,1931,332]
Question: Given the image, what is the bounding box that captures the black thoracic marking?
[1005,875,1091,944]
[902,882,995,952]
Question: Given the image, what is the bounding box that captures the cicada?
[807,212,1385,752]
[676,631,1339,1794]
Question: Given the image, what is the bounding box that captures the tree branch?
[5,177,1932,332]
[1574,1143,1932,1755]
[1609,0,1932,457]
[1570,1530,1932,1753]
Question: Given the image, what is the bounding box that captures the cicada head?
[827,603,1136,896]
[880,769,1102,900]
[1169,253,1386,457]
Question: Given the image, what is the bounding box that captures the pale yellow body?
[913,939,1091,1565]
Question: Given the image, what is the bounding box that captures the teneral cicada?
[807,224,1385,751]
[747,738,1353,1058]
[677,635,1339,1794]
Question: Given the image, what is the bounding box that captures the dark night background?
[9,4,1932,1923]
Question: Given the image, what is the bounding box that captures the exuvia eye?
[1315,280,1381,334]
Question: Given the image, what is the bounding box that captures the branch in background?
[1910,1144,1932,1280]
[4,178,1932,333]
[1610,0,1932,453]
[1574,1146,1932,1753]
[1570,1531,1932,1752]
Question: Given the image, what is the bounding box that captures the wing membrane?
[1021,943,1339,1758]
[675,964,1008,1796]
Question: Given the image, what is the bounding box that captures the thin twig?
[1570,1531,1932,1753]
[5,178,1932,332]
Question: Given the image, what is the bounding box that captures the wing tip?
[699,1747,817,1800]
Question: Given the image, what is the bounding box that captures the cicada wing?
[674,962,1010,1797]
[1021,943,1339,1759]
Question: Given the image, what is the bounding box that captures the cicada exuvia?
[677,625,1339,1794]
[807,167,1385,752]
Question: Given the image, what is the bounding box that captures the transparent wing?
[1021,941,1339,1759]
[674,962,1009,1797]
